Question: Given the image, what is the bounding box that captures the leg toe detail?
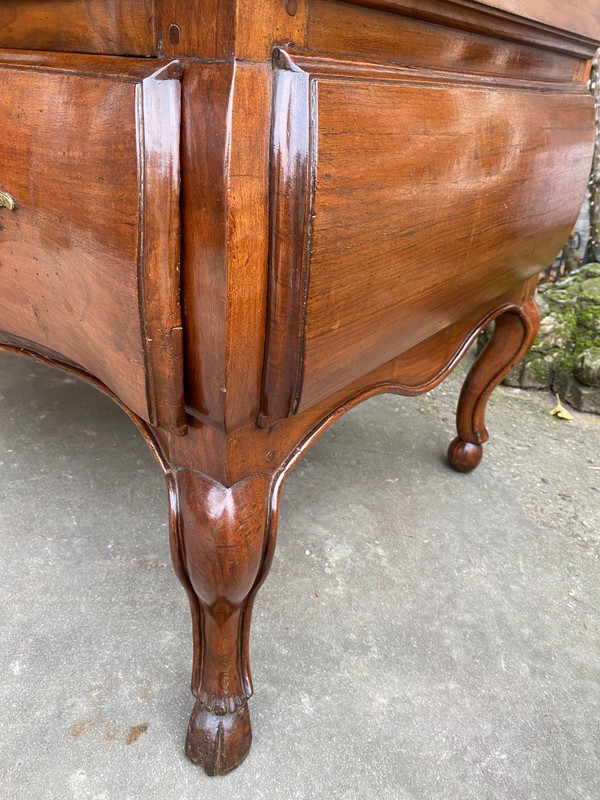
[447,437,483,473]
[186,701,252,776]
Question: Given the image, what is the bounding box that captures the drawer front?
[0,54,184,431]
[260,51,594,421]
[0,1,157,56]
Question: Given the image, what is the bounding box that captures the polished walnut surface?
[0,0,598,777]
[0,53,184,428]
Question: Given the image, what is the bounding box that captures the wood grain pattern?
[157,0,235,59]
[179,62,273,432]
[172,469,277,775]
[335,0,600,58]
[307,0,586,83]
[260,51,594,420]
[448,292,539,471]
[0,0,157,55]
[0,54,184,428]
[0,0,307,60]
[157,281,536,486]
[157,0,307,60]
[1,0,599,779]
[260,59,312,422]
[234,0,308,61]
[139,67,187,434]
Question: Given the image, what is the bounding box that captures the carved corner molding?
[337,0,600,58]
[259,48,592,426]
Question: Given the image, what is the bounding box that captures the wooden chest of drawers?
[1,0,598,777]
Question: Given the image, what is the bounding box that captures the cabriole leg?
[448,297,540,473]
[167,468,278,776]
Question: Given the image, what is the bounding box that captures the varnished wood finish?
[307,1,587,83]
[158,0,308,60]
[1,0,599,777]
[0,53,185,431]
[171,470,278,775]
[178,61,273,432]
[448,293,540,472]
[0,1,157,55]
[261,49,593,421]
[338,0,600,58]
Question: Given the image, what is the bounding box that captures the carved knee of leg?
[170,469,278,775]
[449,298,539,472]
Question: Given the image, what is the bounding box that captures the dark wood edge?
[335,0,600,58]
[0,50,183,82]
[259,53,314,424]
[277,301,521,468]
[456,296,540,444]
[138,72,187,435]
[165,467,204,696]
[284,47,590,92]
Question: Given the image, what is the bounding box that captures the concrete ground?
[0,349,599,800]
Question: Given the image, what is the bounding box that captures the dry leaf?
[550,394,574,421]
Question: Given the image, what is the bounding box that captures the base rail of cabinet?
[0,288,540,774]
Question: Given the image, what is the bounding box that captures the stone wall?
[486,265,600,413]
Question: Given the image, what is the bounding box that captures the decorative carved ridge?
[259,53,313,424]
[195,691,248,716]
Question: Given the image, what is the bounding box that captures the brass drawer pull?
[0,190,16,211]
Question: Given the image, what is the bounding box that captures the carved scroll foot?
[448,297,540,473]
[167,468,278,775]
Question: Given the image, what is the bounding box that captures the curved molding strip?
[337,0,600,58]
